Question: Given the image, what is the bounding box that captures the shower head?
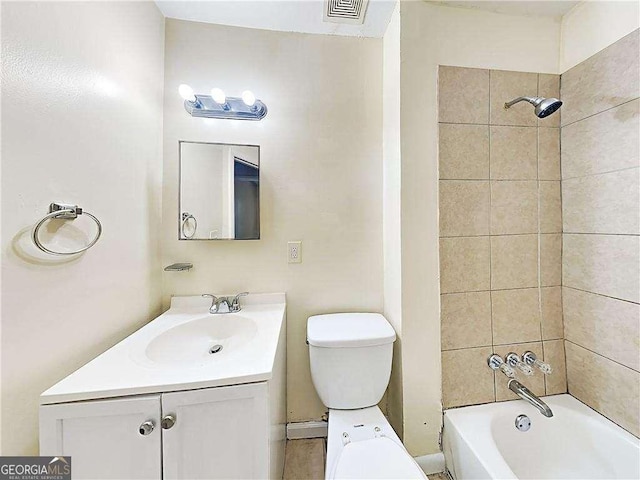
[504,96,563,118]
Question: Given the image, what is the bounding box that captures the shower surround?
[560,29,639,437]
[439,29,639,439]
[438,66,566,409]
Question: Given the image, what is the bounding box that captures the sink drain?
[209,344,223,354]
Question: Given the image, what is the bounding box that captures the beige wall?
[396,1,562,456]
[438,65,567,409]
[561,29,640,437]
[0,1,165,454]
[382,1,403,437]
[161,19,383,424]
[560,1,640,73]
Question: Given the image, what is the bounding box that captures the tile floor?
[283,439,447,480]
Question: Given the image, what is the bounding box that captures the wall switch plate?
[288,241,302,264]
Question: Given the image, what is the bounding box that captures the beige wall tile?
[563,169,640,235]
[561,99,639,179]
[561,30,640,126]
[563,287,640,371]
[440,237,491,293]
[284,439,325,480]
[539,181,562,233]
[543,339,567,395]
[538,127,561,180]
[490,181,538,234]
[439,66,489,124]
[537,74,561,128]
[490,126,537,179]
[494,342,545,401]
[442,347,495,408]
[490,70,539,126]
[566,341,640,437]
[491,235,538,289]
[540,233,562,287]
[541,286,563,340]
[441,292,492,350]
[492,288,542,345]
[439,124,489,179]
[563,234,640,303]
[440,181,490,236]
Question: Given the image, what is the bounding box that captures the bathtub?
[442,394,640,479]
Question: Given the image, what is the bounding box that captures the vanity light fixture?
[179,84,267,121]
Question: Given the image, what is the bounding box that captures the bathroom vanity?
[39,294,286,480]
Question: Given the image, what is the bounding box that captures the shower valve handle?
[506,352,534,376]
[487,354,515,378]
[523,351,553,374]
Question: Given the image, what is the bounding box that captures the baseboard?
[286,421,328,440]
[414,452,446,475]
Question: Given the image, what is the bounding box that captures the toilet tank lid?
[307,313,396,348]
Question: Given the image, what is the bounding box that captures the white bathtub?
[442,394,640,479]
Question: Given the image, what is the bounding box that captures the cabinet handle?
[139,421,155,436]
[161,414,176,430]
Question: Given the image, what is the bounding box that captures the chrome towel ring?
[32,202,102,256]
[181,212,197,239]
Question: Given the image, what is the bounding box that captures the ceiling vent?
[323,0,370,25]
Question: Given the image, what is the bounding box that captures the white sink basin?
[39,293,286,404]
[144,315,258,366]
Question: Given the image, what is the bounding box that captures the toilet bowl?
[307,313,427,480]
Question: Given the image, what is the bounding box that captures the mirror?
[179,141,260,240]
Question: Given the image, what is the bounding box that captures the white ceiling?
[427,1,581,19]
[155,0,397,38]
[155,0,582,38]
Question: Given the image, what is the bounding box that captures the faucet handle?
[488,354,515,378]
[202,294,218,312]
[523,351,553,374]
[230,292,249,311]
[506,352,534,376]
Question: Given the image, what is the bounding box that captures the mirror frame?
[178,140,261,241]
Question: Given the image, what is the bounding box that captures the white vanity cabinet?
[39,294,287,480]
[41,382,272,480]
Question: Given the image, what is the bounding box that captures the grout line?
[561,166,640,181]
[439,121,541,128]
[560,97,640,128]
[440,233,560,238]
[565,339,640,374]
[443,339,562,353]
[562,232,640,237]
[562,285,640,305]
[441,285,560,295]
[488,69,497,403]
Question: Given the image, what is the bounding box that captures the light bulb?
[241,90,256,107]
[211,88,226,105]
[178,84,196,102]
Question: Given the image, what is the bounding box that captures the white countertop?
[40,293,286,404]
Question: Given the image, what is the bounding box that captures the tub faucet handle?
[523,351,553,374]
[487,354,515,378]
[506,352,534,376]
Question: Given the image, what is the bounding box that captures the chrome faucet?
[202,292,249,314]
[508,379,553,417]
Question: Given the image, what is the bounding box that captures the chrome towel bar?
[32,202,102,256]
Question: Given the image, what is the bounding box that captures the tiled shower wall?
[560,30,640,437]
[438,66,568,409]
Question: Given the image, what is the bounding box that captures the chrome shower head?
[504,96,562,118]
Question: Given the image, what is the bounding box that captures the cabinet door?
[162,383,268,480]
[40,395,161,480]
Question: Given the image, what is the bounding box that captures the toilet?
[307,313,427,480]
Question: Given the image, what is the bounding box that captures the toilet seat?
[330,436,427,479]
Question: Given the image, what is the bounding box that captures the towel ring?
[32,203,102,256]
[181,212,197,239]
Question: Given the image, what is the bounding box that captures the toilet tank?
[307,313,396,410]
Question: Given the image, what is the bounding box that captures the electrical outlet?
[288,241,302,264]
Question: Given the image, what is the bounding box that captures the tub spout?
[508,379,553,417]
